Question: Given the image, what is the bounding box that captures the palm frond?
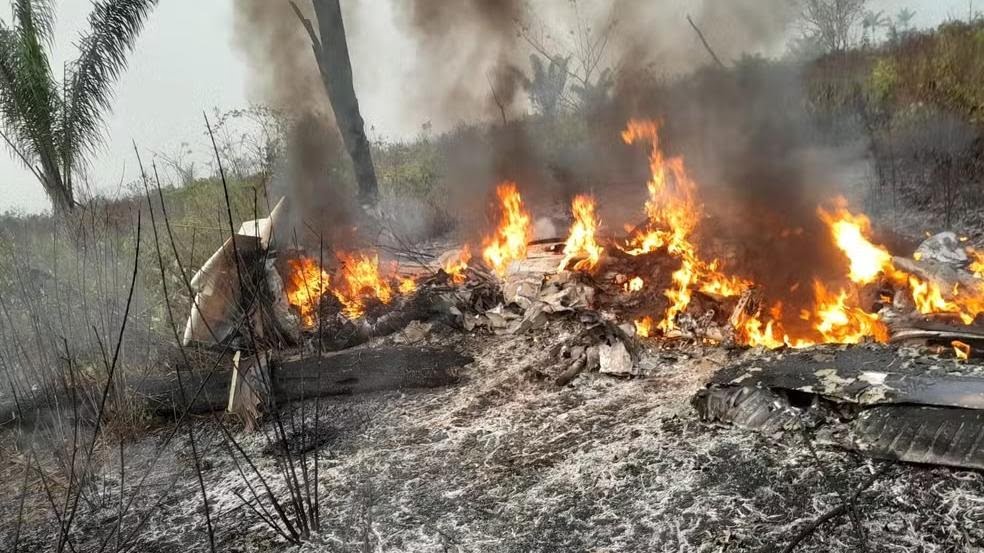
[62,0,157,168]
[0,5,62,200]
[12,0,56,47]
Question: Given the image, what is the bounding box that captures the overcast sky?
[0,0,972,214]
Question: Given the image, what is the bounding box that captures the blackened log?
[321,290,449,351]
[0,346,470,432]
[270,346,468,403]
[138,346,469,417]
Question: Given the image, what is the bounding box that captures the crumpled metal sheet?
[693,346,984,471]
[851,405,984,470]
[709,347,984,410]
[692,385,803,438]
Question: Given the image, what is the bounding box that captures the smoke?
[232,0,354,245]
[611,0,797,83]
[232,0,330,117]
[393,0,527,128]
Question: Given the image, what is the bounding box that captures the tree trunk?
[301,0,379,207]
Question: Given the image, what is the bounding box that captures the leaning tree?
[0,0,158,212]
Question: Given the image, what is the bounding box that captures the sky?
[0,0,972,214]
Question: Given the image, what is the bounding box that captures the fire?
[285,257,332,327]
[818,201,896,284]
[482,182,532,276]
[908,277,981,325]
[953,340,971,360]
[334,252,394,319]
[284,251,419,325]
[661,257,696,332]
[621,120,700,258]
[811,282,888,344]
[625,277,644,292]
[634,316,654,337]
[970,248,984,279]
[443,245,472,284]
[817,201,984,325]
[399,276,417,295]
[739,314,789,350]
[620,122,899,347]
[559,195,603,272]
[621,119,750,332]
[699,260,752,298]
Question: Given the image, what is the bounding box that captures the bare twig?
[136,143,217,553]
[686,15,725,69]
[781,463,892,553]
[486,72,508,125]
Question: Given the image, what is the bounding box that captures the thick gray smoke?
[232,0,355,245]
[394,0,527,126]
[612,0,797,77]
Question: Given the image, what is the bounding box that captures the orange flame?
[634,316,654,337]
[818,200,984,325]
[970,248,984,279]
[953,340,971,360]
[812,281,888,344]
[559,195,604,272]
[621,119,750,332]
[285,251,418,325]
[739,314,790,350]
[399,276,417,295]
[285,257,332,327]
[818,201,897,285]
[334,252,394,319]
[482,182,532,276]
[443,245,472,284]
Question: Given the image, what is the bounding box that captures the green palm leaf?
[0,0,157,211]
[63,0,158,175]
[0,0,63,203]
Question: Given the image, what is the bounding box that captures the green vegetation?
[0,0,158,212]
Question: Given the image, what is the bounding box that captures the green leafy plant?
[0,0,158,212]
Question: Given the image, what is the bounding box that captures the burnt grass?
[2,320,984,552]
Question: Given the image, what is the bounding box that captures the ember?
[953,340,971,360]
[482,182,532,276]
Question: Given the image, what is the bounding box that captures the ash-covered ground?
[3,320,984,553]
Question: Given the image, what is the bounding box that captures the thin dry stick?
[136,143,217,553]
[59,211,142,553]
[686,14,725,69]
[781,463,892,553]
[487,72,508,125]
[150,162,222,344]
[149,167,304,544]
[12,449,33,553]
[800,433,868,552]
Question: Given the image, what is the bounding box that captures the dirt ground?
[3,318,984,553]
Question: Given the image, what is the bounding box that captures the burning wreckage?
[184,119,984,470]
